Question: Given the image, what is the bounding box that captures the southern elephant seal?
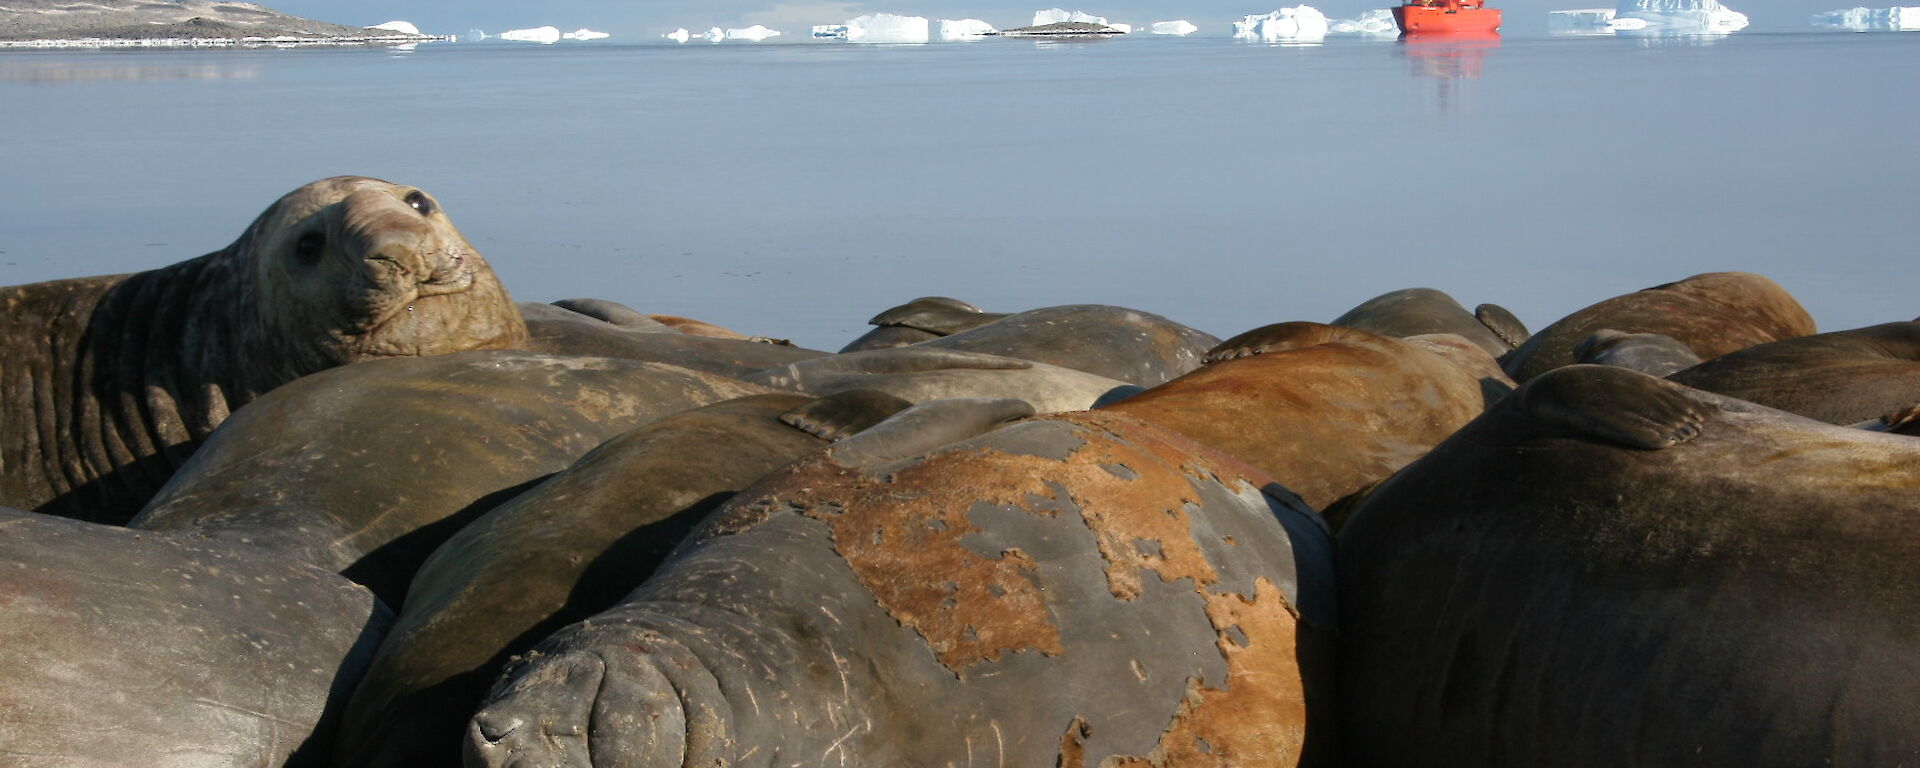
[1337,365,1920,766]
[0,176,527,523]
[466,409,1335,768]
[1102,322,1507,512]
[332,390,920,768]
[912,304,1220,387]
[1572,328,1703,377]
[129,350,773,608]
[519,301,826,378]
[745,346,1133,413]
[1501,271,1815,382]
[1330,287,1529,358]
[840,296,1009,352]
[0,507,389,768]
[548,297,670,330]
[1666,321,1920,425]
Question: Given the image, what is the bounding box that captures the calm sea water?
[2,32,1913,350]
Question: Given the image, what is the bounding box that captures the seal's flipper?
[1516,365,1709,450]
[779,389,914,442]
[868,296,1007,335]
[826,398,1034,469]
[1854,404,1920,436]
[1204,322,1384,364]
[1474,303,1530,349]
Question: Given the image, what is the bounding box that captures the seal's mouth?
[414,246,476,296]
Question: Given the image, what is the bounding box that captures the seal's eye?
[404,190,436,216]
[294,231,325,264]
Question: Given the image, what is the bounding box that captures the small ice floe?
[562,28,610,40]
[725,25,781,41]
[845,13,931,42]
[1328,9,1399,34]
[368,20,420,35]
[1811,6,1920,29]
[1549,8,1651,33]
[1150,19,1199,34]
[665,28,692,42]
[938,18,999,38]
[1614,0,1750,33]
[704,27,726,42]
[1033,8,1133,32]
[500,26,562,43]
[1233,7,1330,41]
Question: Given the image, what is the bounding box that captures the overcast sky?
[272,0,1863,38]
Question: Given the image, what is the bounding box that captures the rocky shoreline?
[0,0,444,48]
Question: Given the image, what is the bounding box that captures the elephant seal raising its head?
[1337,365,1920,766]
[466,409,1335,768]
[0,176,527,523]
[1501,272,1814,383]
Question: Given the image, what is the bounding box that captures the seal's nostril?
[473,712,523,743]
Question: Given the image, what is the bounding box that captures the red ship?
[1393,0,1503,34]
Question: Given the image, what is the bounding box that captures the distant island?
[0,0,444,47]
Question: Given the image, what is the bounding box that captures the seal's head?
[232,176,527,382]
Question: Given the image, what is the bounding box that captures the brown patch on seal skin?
[1109,322,1495,510]
[1101,578,1307,768]
[728,410,1295,675]
[0,176,526,523]
[646,314,749,339]
[1503,271,1815,383]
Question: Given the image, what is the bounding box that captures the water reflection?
[1399,33,1500,112]
[0,62,258,83]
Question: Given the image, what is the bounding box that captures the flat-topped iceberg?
[368,20,420,35]
[562,28,610,40]
[1150,19,1199,34]
[1033,8,1132,32]
[938,18,998,38]
[1234,7,1330,41]
[1811,6,1920,29]
[846,13,930,42]
[1615,0,1750,32]
[1328,9,1398,34]
[726,25,781,41]
[500,26,561,44]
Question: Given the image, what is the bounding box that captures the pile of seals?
[2,177,1915,768]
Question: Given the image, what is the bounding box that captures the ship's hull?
[1393,6,1503,34]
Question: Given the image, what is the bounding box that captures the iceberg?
[1233,7,1330,41]
[1615,0,1750,32]
[1327,9,1398,34]
[938,18,998,38]
[725,25,781,41]
[368,20,421,35]
[1032,8,1129,30]
[562,28,610,41]
[705,27,726,42]
[845,13,930,42]
[1549,8,1652,32]
[665,27,692,42]
[500,26,562,44]
[1811,6,1920,29]
[1150,19,1199,34]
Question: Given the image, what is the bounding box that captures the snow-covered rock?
[562,28,610,40]
[1615,0,1750,32]
[368,20,420,35]
[725,25,781,41]
[1328,9,1398,34]
[1233,7,1330,40]
[1150,19,1199,34]
[845,13,930,42]
[665,27,692,42]
[1032,8,1126,30]
[938,18,998,38]
[500,26,561,44]
[1811,6,1920,29]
